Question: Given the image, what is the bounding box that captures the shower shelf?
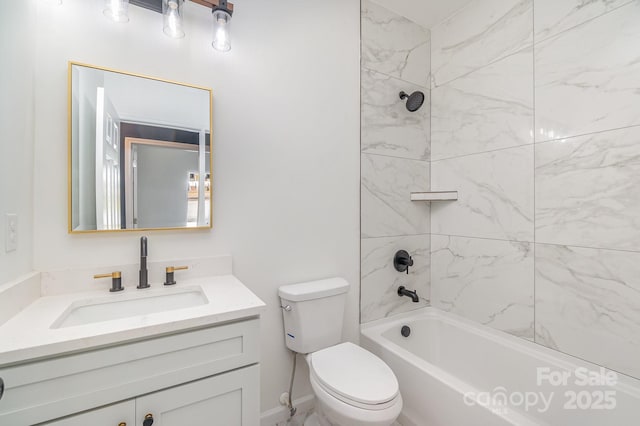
[410,191,458,201]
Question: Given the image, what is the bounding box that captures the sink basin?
[51,287,208,329]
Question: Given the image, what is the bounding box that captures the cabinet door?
[42,400,135,426]
[135,365,259,426]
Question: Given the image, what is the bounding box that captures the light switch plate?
[5,213,17,252]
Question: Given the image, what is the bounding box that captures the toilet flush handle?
[281,304,292,312]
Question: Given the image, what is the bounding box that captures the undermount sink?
[51,287,209,329]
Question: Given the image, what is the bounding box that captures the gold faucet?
[94,271,124,292]
[164,266,189,286]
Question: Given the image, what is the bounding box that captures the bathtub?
[361,308,640,426]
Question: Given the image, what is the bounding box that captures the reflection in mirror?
[69,63,212,232]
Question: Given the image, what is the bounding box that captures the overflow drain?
[401,325,411,337]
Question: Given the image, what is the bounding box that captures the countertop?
[0,275,266,366]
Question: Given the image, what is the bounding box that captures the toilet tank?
[278,278,349,354]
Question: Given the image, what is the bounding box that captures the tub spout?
[398,286,419,302]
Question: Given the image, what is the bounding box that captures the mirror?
[68,62,212,232]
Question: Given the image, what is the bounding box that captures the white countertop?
[0,275,266,366]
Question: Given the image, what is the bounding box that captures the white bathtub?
[361,308,640,426]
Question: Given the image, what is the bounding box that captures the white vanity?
[0,60,269,425]
[0,258,265,426]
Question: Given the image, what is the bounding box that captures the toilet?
[279,278,402,426]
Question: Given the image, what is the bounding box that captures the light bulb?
[212,10,231,52]
[163,0,185,39]
[103,0,129,23]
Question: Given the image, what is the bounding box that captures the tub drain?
[401,325,411,337]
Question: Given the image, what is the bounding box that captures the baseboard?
[260,394,315,426]
[397,411,418,426]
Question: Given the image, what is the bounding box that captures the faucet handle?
[166,266,189,273]
[94,271,124,292]
[164,266,189,286]
[394,250,414,274]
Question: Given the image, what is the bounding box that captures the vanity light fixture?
[114,0,236,52]
[210,0,233,52]
[163,0,185,38]
[104,0,130,23]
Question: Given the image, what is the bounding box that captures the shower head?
[399,90,425,112]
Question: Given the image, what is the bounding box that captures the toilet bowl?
[278,278,402,426]
[306,342,402,426]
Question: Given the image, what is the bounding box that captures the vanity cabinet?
[44,365,259,426]
[137,365,258,426]
[0,318,260,426]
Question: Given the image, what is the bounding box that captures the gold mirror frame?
[67,62,214,234]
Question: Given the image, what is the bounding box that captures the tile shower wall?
[360,0,431,323]
[430,0,640,379]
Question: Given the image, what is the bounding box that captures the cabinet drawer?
[41,400,135,426]
[0,318,259,426]
[41,365,260,426]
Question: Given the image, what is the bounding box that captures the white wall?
[32,0,360,414]
[0,1,35,284]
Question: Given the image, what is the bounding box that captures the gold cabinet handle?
[118,423,127,426]
[143,413,154,426]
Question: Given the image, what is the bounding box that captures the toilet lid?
[309,342,399,406]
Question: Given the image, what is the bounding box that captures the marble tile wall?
[361,0,430,87]
[535,244,640,379]
[360,0,431,323]
[361,154,430,239]
[361,69,430,160]
[431,145,534,242]
[535,126,640,251]
[431,236,534,340]
[430,0,533,87]
[430,0,640,380]
[431,47,533,161]
[535,1,640,143]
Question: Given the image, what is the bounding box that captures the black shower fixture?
[399,91,425,112]
[394,250,414,274]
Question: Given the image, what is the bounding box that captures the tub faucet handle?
[394,250,414,274]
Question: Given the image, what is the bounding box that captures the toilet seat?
[308,342,399,410]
